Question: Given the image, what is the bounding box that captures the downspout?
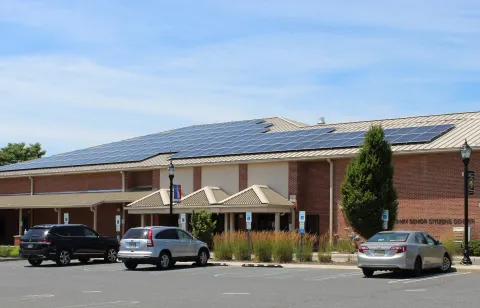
[327,159,334,243]
[120,171,125,192]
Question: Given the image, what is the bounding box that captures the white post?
[291,209,296,230]
[150,214,154,226]
[275,213,280,231]
[122,203,126,235]
[121,171,125,192]
[18,208,23,235]
[230,213,235,232]
[93,206,98,231]
[29,177,34,195]
[141,214,145,227]
[224,213,229,234]
[56,209,61,224]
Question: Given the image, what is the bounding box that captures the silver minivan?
[117,226,210,270]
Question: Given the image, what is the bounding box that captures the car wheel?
[78,258,90,264]
[104,247,118,263]
[28,258,43,267]
[158,251,172,270]
[440,253,452,273]
[196,248,209,266]
[411,257,422,277]
[124,261,138,270]
[56,249,71,266]
[362,268,374,277]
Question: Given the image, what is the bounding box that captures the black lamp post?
[460,139,472,265]
[168,161,175,226]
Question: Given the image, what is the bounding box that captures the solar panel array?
[0,119,455,172]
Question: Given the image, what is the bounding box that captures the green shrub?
[190,210,217,247]
[252,232,273,262]
[469,240,480,257]
[295,239,314,262]
[272,233,294,263]
[213,234,233,260]
[443,240,462,257]
[332,239,356,253]
[231,231,250,261]
[318,253,332,263]
[0,246,19,258]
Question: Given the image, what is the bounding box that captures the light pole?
[460,139,472,265]
[168,161,175,226]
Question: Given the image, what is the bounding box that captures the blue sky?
[1,0,480,156]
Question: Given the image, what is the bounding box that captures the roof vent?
[317,117,326,125]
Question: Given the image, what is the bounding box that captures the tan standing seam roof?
[126,189,171,208]
[220,185,293,206]
[0,191,151,209]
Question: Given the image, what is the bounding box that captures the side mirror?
[437,240,442,245]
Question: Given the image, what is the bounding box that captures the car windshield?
[123,228,150,239]
[368,232,410,242]
[23,228,49,239]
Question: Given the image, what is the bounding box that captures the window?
[83,227,98,238]
[123,228,150,239]
[423,233,437,245]
[414,233,428,245]
[155,229,179,240]
[68,226,85,237]
[51,227,67,236]
[23,227,49,239]
[368,232,410,242]
[177,230,193,240]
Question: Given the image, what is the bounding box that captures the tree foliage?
[0,142,46,166]
[190,210,217,246]
[340,125,398,239]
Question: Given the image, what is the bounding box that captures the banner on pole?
[469,171,475,195]
[173,184,182,202]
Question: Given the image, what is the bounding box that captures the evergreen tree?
[190,210,217,246]
[341,125,398,239]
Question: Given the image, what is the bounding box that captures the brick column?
[239,164,248,190]
[193,167,202,191]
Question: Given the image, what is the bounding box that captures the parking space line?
[0,294,54,301]
[82,291,102,293]
[56,300,140,308]
[402,272,471,284]
[304,272,362,281]
[223,293,250,295]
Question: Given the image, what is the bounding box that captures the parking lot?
[0,260,479,308]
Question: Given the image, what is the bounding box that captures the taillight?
[40,238,51,244]
[358,246,369,253]
[390,246,407,253]
[147,230,154,247]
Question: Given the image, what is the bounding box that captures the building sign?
[469,171,475,195]
[396,218,475,225]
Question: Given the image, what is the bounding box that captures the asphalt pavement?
[0,259,479,308]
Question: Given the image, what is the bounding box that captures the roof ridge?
[308,110,480,128]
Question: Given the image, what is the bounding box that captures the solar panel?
[0,121,455,172]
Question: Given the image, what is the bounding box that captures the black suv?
[19,224,119,266]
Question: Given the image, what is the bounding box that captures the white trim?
[252,185,269,204]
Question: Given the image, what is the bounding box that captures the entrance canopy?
[0,191,151,209]
[126,185,294,214]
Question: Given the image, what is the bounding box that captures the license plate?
[127,242,137,248]
[27,244,33,248]
[374,250,384,256]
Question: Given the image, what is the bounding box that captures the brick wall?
[193,167,202,191]
[96,203,122,237]
[34,172,122,194]
[64,208,94,229]
[33,208,59,225]
[152,169,160,190]
[334,152,480,240]
[0,177,30,195]
[239,164,248,190]
[126,171,153,190]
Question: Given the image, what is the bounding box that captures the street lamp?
[168,161,175,226]
[460,139,472,265]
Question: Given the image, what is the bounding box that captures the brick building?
[0,111,479,245]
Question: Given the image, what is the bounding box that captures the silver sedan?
[357,231,452,277]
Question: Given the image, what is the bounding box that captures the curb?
[0,258,22,263]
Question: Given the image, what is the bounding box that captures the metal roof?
[0,112,479,178]
[0,191,151,209]
[126,189,172,208]
[179,186,230,206]
[221,185,293,206]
